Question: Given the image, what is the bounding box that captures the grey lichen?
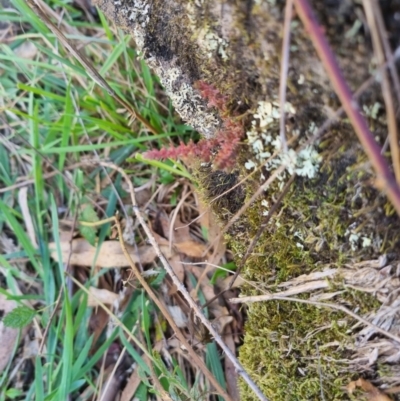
[95,0,225,137]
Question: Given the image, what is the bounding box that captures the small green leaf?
[3,306,36,328]
[149,269,166,288]
[210,261,237,285]
[5,388,23,399]
[79,204,99,246]
[80,204,100,223]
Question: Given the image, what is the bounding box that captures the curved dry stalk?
[293,0,400,216]
[168,185,191,253]
[199,174,296,312]
[95,161,269,401]
[229,294,400,345]
[212,163,288,249]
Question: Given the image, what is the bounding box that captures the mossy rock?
[95,0,400,399]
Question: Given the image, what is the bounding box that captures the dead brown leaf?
[49,238,170,267]
[0,295,21,372]
[171,213,191,244]
[89,307,110,346]
[174,240,208,258]
[347,378,392,401]
[168,253,185,284]
[120,367,141,401]
[198,200,220,244]
[88,287,119,307]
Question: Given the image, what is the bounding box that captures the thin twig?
[293,0,400,216]
[90,161,269,401]
[229,294,400,345]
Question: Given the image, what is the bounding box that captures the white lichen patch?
[204,31,229,60]
[261,199,269,215]
[196,27,229,61]
[123,0,150,28]
[157,66,220,137]
[245,159,257,170]
[113,0,150,49]
[345,225,373,251]
[246,100,322,180]
[363,102,381,120]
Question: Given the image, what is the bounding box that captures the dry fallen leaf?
[0,294,20,372]
[168,253,185,284]
[347,378,392,401]
[174,240,208,258]
[198,200,221,244]
[88,287,119,307]
[49,238,171,267]
[14,41,38,59]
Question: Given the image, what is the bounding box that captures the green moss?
[239,301,353,401]
[193,133,400,400]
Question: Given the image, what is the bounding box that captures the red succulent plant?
[144,81,243,170]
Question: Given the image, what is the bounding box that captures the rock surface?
[94,0,400,399]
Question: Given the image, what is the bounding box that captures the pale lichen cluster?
[157,67,221,137]
[345,224,375,251]
[245,100,322,182]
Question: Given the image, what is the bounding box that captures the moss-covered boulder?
[94,0,400,399]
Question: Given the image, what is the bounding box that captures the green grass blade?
[34,356,45,400]
[134,153,193,180]
[206,342,226,401]
[0,200,41,275]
